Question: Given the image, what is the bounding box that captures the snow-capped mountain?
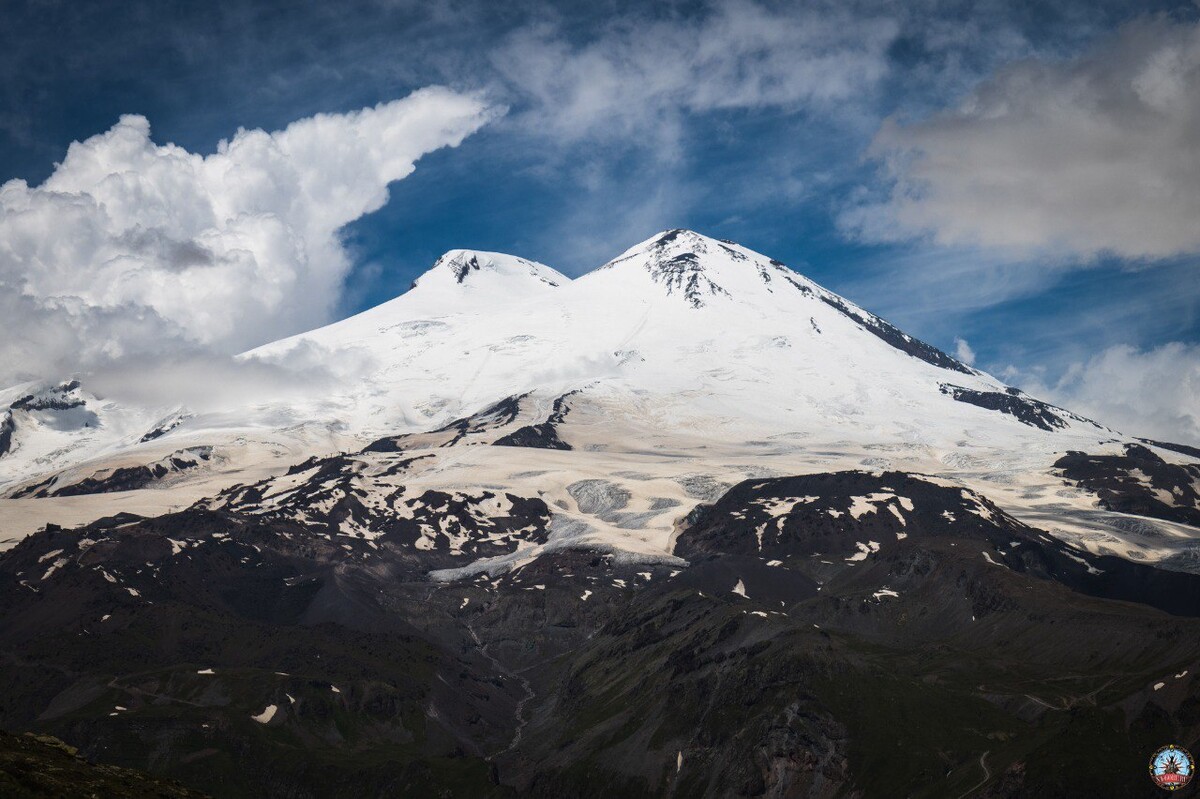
[0,230,1195,569]
[251,227,1021,440]
[3,230,1200,797]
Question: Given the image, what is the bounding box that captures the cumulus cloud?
[1010,342,1200,445]
[492,1,898,147]
[953,337,976,365]
[0,86,498,386]
[847,16,1200,259]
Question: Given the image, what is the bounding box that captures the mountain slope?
[1,229,1199,797]
[0,230,1192,571]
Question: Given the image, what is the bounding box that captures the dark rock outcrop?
[1057,443,1200,528]
[940,384,1072,430]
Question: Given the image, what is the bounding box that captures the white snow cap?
[580,228,822,310]
[411,249,569,296]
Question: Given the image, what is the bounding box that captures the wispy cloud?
[491,1,899,152]
[832,245,1074,331]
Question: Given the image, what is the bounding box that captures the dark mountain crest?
[212,449,385,512]
[941,384,1102,432]
[140,413,190,443]
[9,379,86,412]
[717,242,748,261]
[941,384,1068,431]
[548,389,579,424]
[491,424,569,449]
[645,245,732,308]
[677,469,1200,617]
[1056,443,1200,529]
[753,261,780,291]
[492,389,581,451]
[434,392,527,446]
[10,447,214,499]
[752,251,975,376]
[362,393,530,453]
[0,410,13,458]
[590,229,711,277]
[192,446,549,563]
[809,291,974,375]
[1139,438,1200,461]
[2,380,100,456]
[651,229,697,249]
[677,470,1032,562]
[774,266,814,295]
[623,230,729,308]
[433,249,562,288]
[661,254,733,308]
[452,253,482,283]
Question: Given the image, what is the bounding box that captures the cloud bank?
[1011,342,1200,446]
[849,16,1200,260]
[0,86,497,385]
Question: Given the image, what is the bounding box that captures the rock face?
[492,392,576,451]
[939,384,1074,430]
[0,412,12,458]
[1056,443,1200,528]
[0,730,210,798]
[12,448,213,498]
[1,230,1199,797]
[5,459,1200,798]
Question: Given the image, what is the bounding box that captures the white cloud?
[848,16,1200,259]
[0,86,498,386]
[492,1,897,149]
[953,337,976,365]
[1011,342,1200,445]
[84,346,377,416]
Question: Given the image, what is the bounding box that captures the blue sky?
[1,0,1198,441]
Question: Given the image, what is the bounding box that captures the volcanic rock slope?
[1,231,1200,797]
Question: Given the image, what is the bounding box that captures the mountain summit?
[413,249,567,294]
[588,228,814,308]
